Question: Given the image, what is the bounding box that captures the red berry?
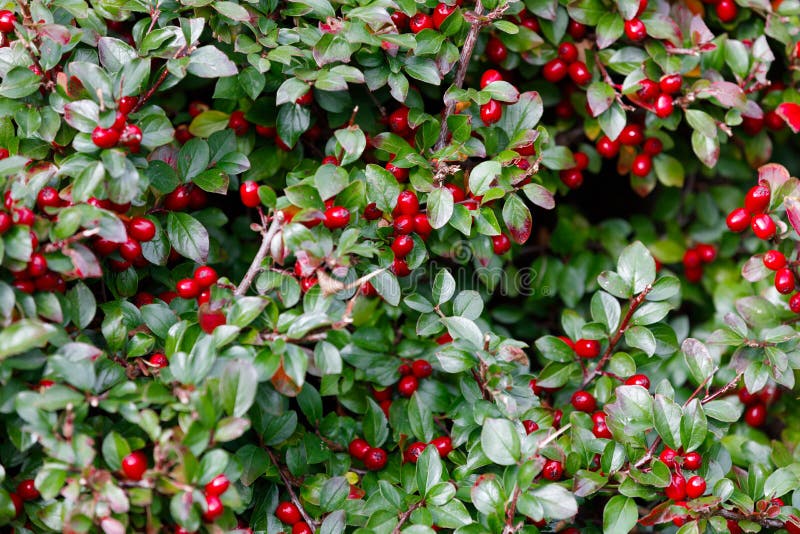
[14,207,35,226]
[404,441,427,463]
[364,202,383,220]
[409,12,434,33]
[120,123,142,149]
[726,207,750,232]
[413,213,433,236]
[596,135,620,158]
[194,266,218,288]
[391,235,414,258]
[256,124,276,138]
[119,237,142,261]
[0,211,11,234]
[386,161,409,182]
[199,309,226,334]
[486,36,507,63]
[10,492,22,518]
[389,107,410,135]
[275,501,301,524]
[321,155,339,165]
[742,115,764,135]
[364,447,388,471]
[433,3,456,29]
[659,74,683,95]
[790,293,800,313]
[121,451,147,481]
[16,480,39,501]
[395,190,419,216]
[398,375,418,397]
[683,451,702,470]
[205,474,230,496]
[240,181,261,208]
[175,124,193,144]
[391,11,409,30]
[775,268,795,294]
[765,109,785,131]
[480,99,503,125]
[560,168,583,189]
[542,58,568,83]
[738,388,759,405]
[624,18,646,41]
[228,110,249,136]
[437,332,453,344]
[523,420,539,434]
[295,90,313,106]
[654,94,674,118]
[574,338,600,358]
[187,100,208,117]
[683,248,701,269]
[619,124,644,146]
[431,436,453,457]
[27,253,48,278]
[568,61,591,85]
[686,476,706,499]
[36,186,60,210]
[745,403,767,427]
[480,69,503,88]
[593,418,612,439]
[542,460,563,481]
[573,151,589,170]
[349,438,371,460]
[149,353,168,368]
[557,42,578,63]
[0,10,17,33]
[492,234,511,254]
[751,213,776,240]
[292,523,312,534]
[745,184,771,214]
[665,473,687,500]
[393,214,414,235]
[92,126,120,149]
[570,390,596,412]
[764,250,786,270]
[164,185,191,211]
[176,278,200,299]
[696,243,717,263]
[411,359,433,378]
[392,258,411,277]
[324,206,350,229]
[638,79,659,100]
[567,20,586,39]
[716,0,738,22]
[659,447,678,467]
[643,137,663,155]
[624,374,650,389]
[128,217,156,242]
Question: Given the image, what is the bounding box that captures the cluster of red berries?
[726,182,776,239]
[761,249,800,311]
[559,151,589,189]
[274,501,312,534]
[477,69,506,125]
[348,438,388,471]
[741,83,788,135]
[403,436,453,463]
[635,73,681,119]
[390,0,459,35]
[595,124,663,179]
[738,382,780,428]
[396,358,433,397]
[7,478,39,520]
[93,212,157,272]
[199,474,230,523]
[659,447,707,525]
[682,243,717,283]
[174,266,226,333]
[91,96,143,151]
[542,41,591,87]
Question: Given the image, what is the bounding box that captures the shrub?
[0,0,799,532]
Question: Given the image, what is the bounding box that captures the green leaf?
[441,316,483,349]
[587,81,616,117]
[0,319,57,360]
[221,360,258,418]
[624,326,656,356]
[427,187,454,230]
[277,104,311,147]
[603,495,638,534]
[591,291,621,333]
[680,399,707,452]
[416,445,443,495]
[480,418,520,466]
[187,46,238,78]
[617,241,656,294]
[502,194,532,244]
[530,483,578,520]
[166,212,210,263]
[365,164,402,213]
[469,161,501,196]
[653,394,682,450]
[363,398,389,447]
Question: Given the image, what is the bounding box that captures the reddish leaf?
[776,102,800,133]
[759,163,791,191]
[271,363,302,397]
[784,196,800,238]
[63,243,103,279]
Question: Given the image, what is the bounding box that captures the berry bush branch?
[265,446,317,528]
[582,285,652,386]
[235,209,284,296]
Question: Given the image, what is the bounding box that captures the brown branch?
[392,500,425,534]
[701,371,744,405]
[265,447,317,527]
[433,0,485,151]
[582,284,653,386]
[235,209,284,296]
[717,509,785,529]
[130,46,187,113]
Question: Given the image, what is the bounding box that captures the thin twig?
[131,46,187,113]
[392,500,425,534]
[265,447,317,527]
[235,209,284,296]
[434,0,485,151]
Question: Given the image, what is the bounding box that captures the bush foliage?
[1,0,800,532]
